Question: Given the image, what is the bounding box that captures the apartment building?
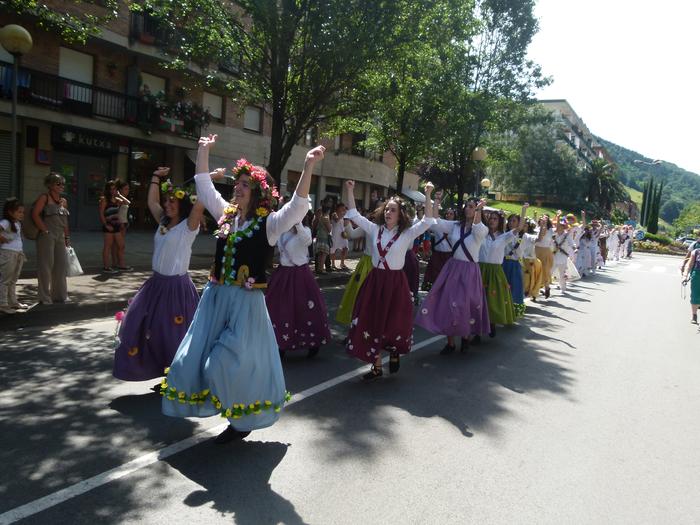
[0,4,416,230]
[539,99,613,168]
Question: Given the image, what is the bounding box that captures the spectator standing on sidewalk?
[99,180,122,274]
[0,198,28,313]
[114,179,133,272]
[32,172,70,304]
[314,206,332,274]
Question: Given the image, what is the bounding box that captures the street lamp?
[471,147,487,196]
[0,24,33,197]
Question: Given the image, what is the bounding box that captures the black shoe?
[214,426,251,444]
[389,350,400,374]
[362,365,383,381]
[544,288,551,299]
[489,324,496,338]
[471,335,481,345]
[460,338,470,353]
[692,314,697,324]
[307,346,320,358]
[440,343,456,355]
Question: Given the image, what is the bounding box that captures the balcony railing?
[0,61,200,139]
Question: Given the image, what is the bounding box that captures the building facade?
[0,4,418,230]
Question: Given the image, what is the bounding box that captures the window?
[203,92,223,121]
[0,46,13,63]
[140,72,166,95]
[59,47,93,103]
[304,127,318,147]
[244,106,262,132]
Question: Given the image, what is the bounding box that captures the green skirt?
[336,254,373,325]
[479,262,516,325]
[691,270,700,305]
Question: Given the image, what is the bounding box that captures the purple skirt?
[403,249,420,297]
[423,250,452,287]
[114,272,199,381]
[347,268,414,363]
[266,264,330,351]
[415,258,490,337]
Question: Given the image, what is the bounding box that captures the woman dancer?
[521,218,543,302]
[266,214,330,358]
[335,220,373,325]
[479,205,528,336]
[502,212,527,318]
[575,227,593,278]
[415,195,489,354]
[114,167,204,382]
[162,135,324,444]
[343,180,435,380]
[552,219,576,294]
[534,215,555,298]
[421,208,456,291]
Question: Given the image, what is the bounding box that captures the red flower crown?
[232,158,280,210]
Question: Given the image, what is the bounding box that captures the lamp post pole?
[0,24,33,198]
[471,147,487,196]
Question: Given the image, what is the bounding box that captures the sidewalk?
[1,252,364,330]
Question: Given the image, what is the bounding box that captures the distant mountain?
[596,137,700,224]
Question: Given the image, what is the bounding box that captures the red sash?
[376,226,401,269]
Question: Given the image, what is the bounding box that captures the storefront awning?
[401,188,425,203]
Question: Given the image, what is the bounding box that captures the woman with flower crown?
[113,167,205,383]
[162,134,325,443]
[343,179,435,380]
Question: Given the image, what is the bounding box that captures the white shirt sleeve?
[403,216,437,240]
[346,223,365,240]
[471,222,488,242]
[431,218,458,234]
[345,208,379,237]
[296,224,312,247]
[266,193,309,246]
[194,172,228,220]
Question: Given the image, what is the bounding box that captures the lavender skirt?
[114,272,199,381]
[265,264,331,351]
[404,249,420,297]
[415,258,490,337]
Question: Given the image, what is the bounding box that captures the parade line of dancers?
[112,135,635,443]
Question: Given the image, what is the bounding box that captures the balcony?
[130,12,176,48]
[0,61,201,139]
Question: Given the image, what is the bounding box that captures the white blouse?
[345,208,435,270]
[0,219,23,252]
[278,224,312,267]
[195,172,308,246]
[479,230,517,264]
[346,223,372,256]
[535,228,555,248]
[520,233,538,259]
[152,219,199,276]
[431,220,487,262]
[552,231,576,263]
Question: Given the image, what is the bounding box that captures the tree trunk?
[395,151,407,194]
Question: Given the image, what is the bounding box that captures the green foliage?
[585,158,629,216]
[673,201,700,232]
[597,136,700,223]
[643,232,672,245]
[610,208,629,224]
[3,0,119,44]
[642,178,663,234]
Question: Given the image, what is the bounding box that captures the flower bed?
[633,240,686,256]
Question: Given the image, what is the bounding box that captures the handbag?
[65,246,84,277]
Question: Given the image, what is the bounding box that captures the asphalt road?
[1,253,698,525]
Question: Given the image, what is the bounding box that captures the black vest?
[212,216,272,286]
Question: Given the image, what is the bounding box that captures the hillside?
[597,137,700,223]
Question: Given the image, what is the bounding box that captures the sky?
[528,0,700,175]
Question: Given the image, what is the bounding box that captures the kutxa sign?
[51,126,120,154]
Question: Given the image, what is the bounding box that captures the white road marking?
[0,335,443,524]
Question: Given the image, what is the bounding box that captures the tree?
[674,201,700,233]
[424,0,549,205]
[586,158,629,216]
[3,0,119,43]
[640,177,664,233]
[139,0,438,184]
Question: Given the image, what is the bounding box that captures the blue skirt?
[502,259,525,305]
[162,282,288,431]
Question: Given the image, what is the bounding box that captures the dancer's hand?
[198,134,218,150]
[305,145,325,165]
[345,180,355,191]
[153,167,170,178]
[210,168,226,181]
[477,199,487,210]
[424,182,434,196]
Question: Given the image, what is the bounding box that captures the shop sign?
[52,126,119,154]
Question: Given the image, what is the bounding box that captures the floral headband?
[160,179,198,204]
[232,158,280,214]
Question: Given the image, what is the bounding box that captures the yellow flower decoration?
[128,347,139,356]
[256,207,269,217]
[164,367,170,375]
[223,205,237,215]
[225,409,232,418]
[174,190,186,199]
[174,315,184,325]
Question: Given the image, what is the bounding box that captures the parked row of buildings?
[0,5,420,231]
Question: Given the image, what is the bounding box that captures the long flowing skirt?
[522,257,543,299]
[113,272,199,381]
[576,247,592,275]
[535,246,554,287]
[266,264,330,351]
[403,250,420,298]
[346,268,414,363]
[162,283,288,432]
[335,254,373,325]
[422,250,452,290]
[502,259,525,318]
[479,262,515,325]
[415,258,490,337]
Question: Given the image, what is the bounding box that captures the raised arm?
[194,136,228,218]
[474,199,486,225]
[147,167,169,223]
[267,146,325,244]
[518,203,530,232]
[404,183,436,239]
[343,180,377,235]
[423,183,434,219]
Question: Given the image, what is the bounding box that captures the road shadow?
[0,325,197,515]
[166,440,307,525]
